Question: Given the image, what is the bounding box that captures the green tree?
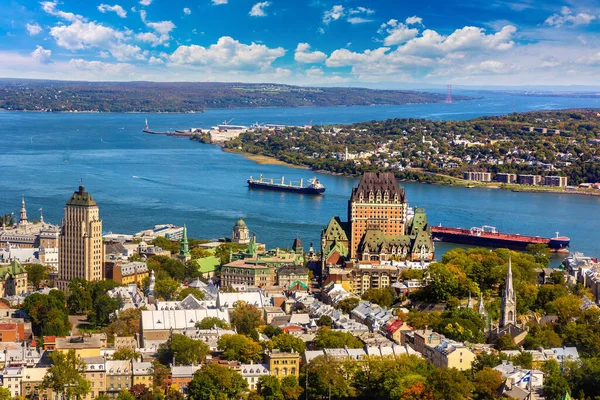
[117,390,136,400]
[258,375,283,400]
[495,334,519,351]
[87,293,120,327]
[112,347,141,361]
[336,298,359,314]
[316,315,332,327]
[154,278,180,301]
[262,325,284,339]
[42,350,90,400]
[217,334,262,363]
[281,376,303,400]
[314,327,363,349]
[24,263,48,288]
[157,334,210,366]
[0,387,11,400]
[67,278,93,315]
[305,355,355,400]
[152,237,178,254]
[426,367,473,400]
[473,367,502,400]
[195,317,231,330]
[361,287,397,308]
[266,333,306,353]
[22,292,71,336]
[543,360,571,400]
[177,287,205,301]
[150,361,169,391]
[187,364,248,400]
[230,301,263,339]
[547,294,583,324]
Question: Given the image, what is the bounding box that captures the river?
[1,91,599,263]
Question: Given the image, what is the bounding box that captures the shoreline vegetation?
[214,109,600,197]
[0,79,471,113]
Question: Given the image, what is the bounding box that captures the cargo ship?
[431,225,570,252]
[248,175,325,195]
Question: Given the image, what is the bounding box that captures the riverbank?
[223,149,308,169]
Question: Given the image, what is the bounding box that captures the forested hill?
[0,79,468,113]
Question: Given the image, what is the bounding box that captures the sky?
[1,0,600,86]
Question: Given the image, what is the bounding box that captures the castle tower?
[500,257,517,327]
[57,186,104,291]
[179,224,191,261]
[348,172,407,259]
[19,197,28,226]
[232,218,250,244]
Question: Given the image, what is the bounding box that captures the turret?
[19,197,28,226]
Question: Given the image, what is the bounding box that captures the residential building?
[83,356,106,400]
[21,367,53,400]
[106,360,132,396]
[0,261,28,299]
[240,363,270,391]
[277,264,310,292]
[220,259,276,288]
[265,350,300,379]
[132,361,153,389]
[384,319,412,344]
[464,171,492,182]
[110,261,149,286]
[543,175,568,187]
[168,365,202,396]
[57,186,104,291]
[518,175,542,186]
[496,173,517,184]
[1,366,23,398]
[55,336,102,358]
[494,360,544,389]
[263,307,287,324]
[0,322,22,342]
[424,338,476,371]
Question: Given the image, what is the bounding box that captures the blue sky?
[1,0,600,85]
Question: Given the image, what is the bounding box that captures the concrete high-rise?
[57,186,104,291]
[348,172,408,258]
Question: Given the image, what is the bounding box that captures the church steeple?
[478,293,486,316]
[19,197,28,225]
[500,256,517,327]
[179,224,191,261]
[466,292,473,309]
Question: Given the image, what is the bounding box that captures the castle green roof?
[66,186,97,207]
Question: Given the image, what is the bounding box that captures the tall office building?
[348,172,408,258]
[57,186,104,291]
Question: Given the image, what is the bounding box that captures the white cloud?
[379,19,419,46]
[323,5,344,24]
[249,2,270,17]
[169,36,285,70]
[109,43,146,61]
[545,6,596,27]
[148,56,164,65]
[138,11,176,46]
[305,66,324,78]
[348,17,371,24]
[97,4,127,18]
[26,22,42,36]
[212,0,228,4]
[49,20,124,50]
[139,0,152,6]
[70,58,133,75]
[294,43,327,63]
[40,1,84,22]
[464,60,516,75]
[405,16,422,25]
[349,7,374,15]
[183,8,191,15]
[576,52,600,65]
[31,45,52,64]
[136,32,163,46]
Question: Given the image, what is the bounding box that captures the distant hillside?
[0,79,469,113]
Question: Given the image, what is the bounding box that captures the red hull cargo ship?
[431,225,570,252]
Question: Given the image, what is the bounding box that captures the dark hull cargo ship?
[248,175,326,195]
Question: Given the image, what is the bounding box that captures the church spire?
[500,256,517,327]
[466,292,473,309]
[179,224,190,261]
[478,293,486,315]
[19,197,28,225]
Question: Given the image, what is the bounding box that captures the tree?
[128,384,150,398]
[314,327,363,349]
[187,364,248,400]
[154,278,180,301]
[258,375,283,400]
[195,317,230,330]
[473,367,503,400]
[262,325,284,339]
[42,350,90,400]
[152,237,178,254]
[24,263,48,288]
[426,367,473,400]
[112,347,141,361]
[150,361,169,390]
[336,297,359,314]
[543,360,571,400]
[217,334,262,363]
[317,315,332,327]
[495,334,519,351]
[157,334,210,366]
[305,355,355,399]
[87,293,120,327]
[0,388,11,400]
[177,287,205,301]
[281,376,303,400]
[117,390,136,400]
[266,333,306,354]
[547,294,583,324]
[361,287,397,308]
[230,301,263,338]
[22,292,71,336]
[67,278,92,315]
[105,308,144,338]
